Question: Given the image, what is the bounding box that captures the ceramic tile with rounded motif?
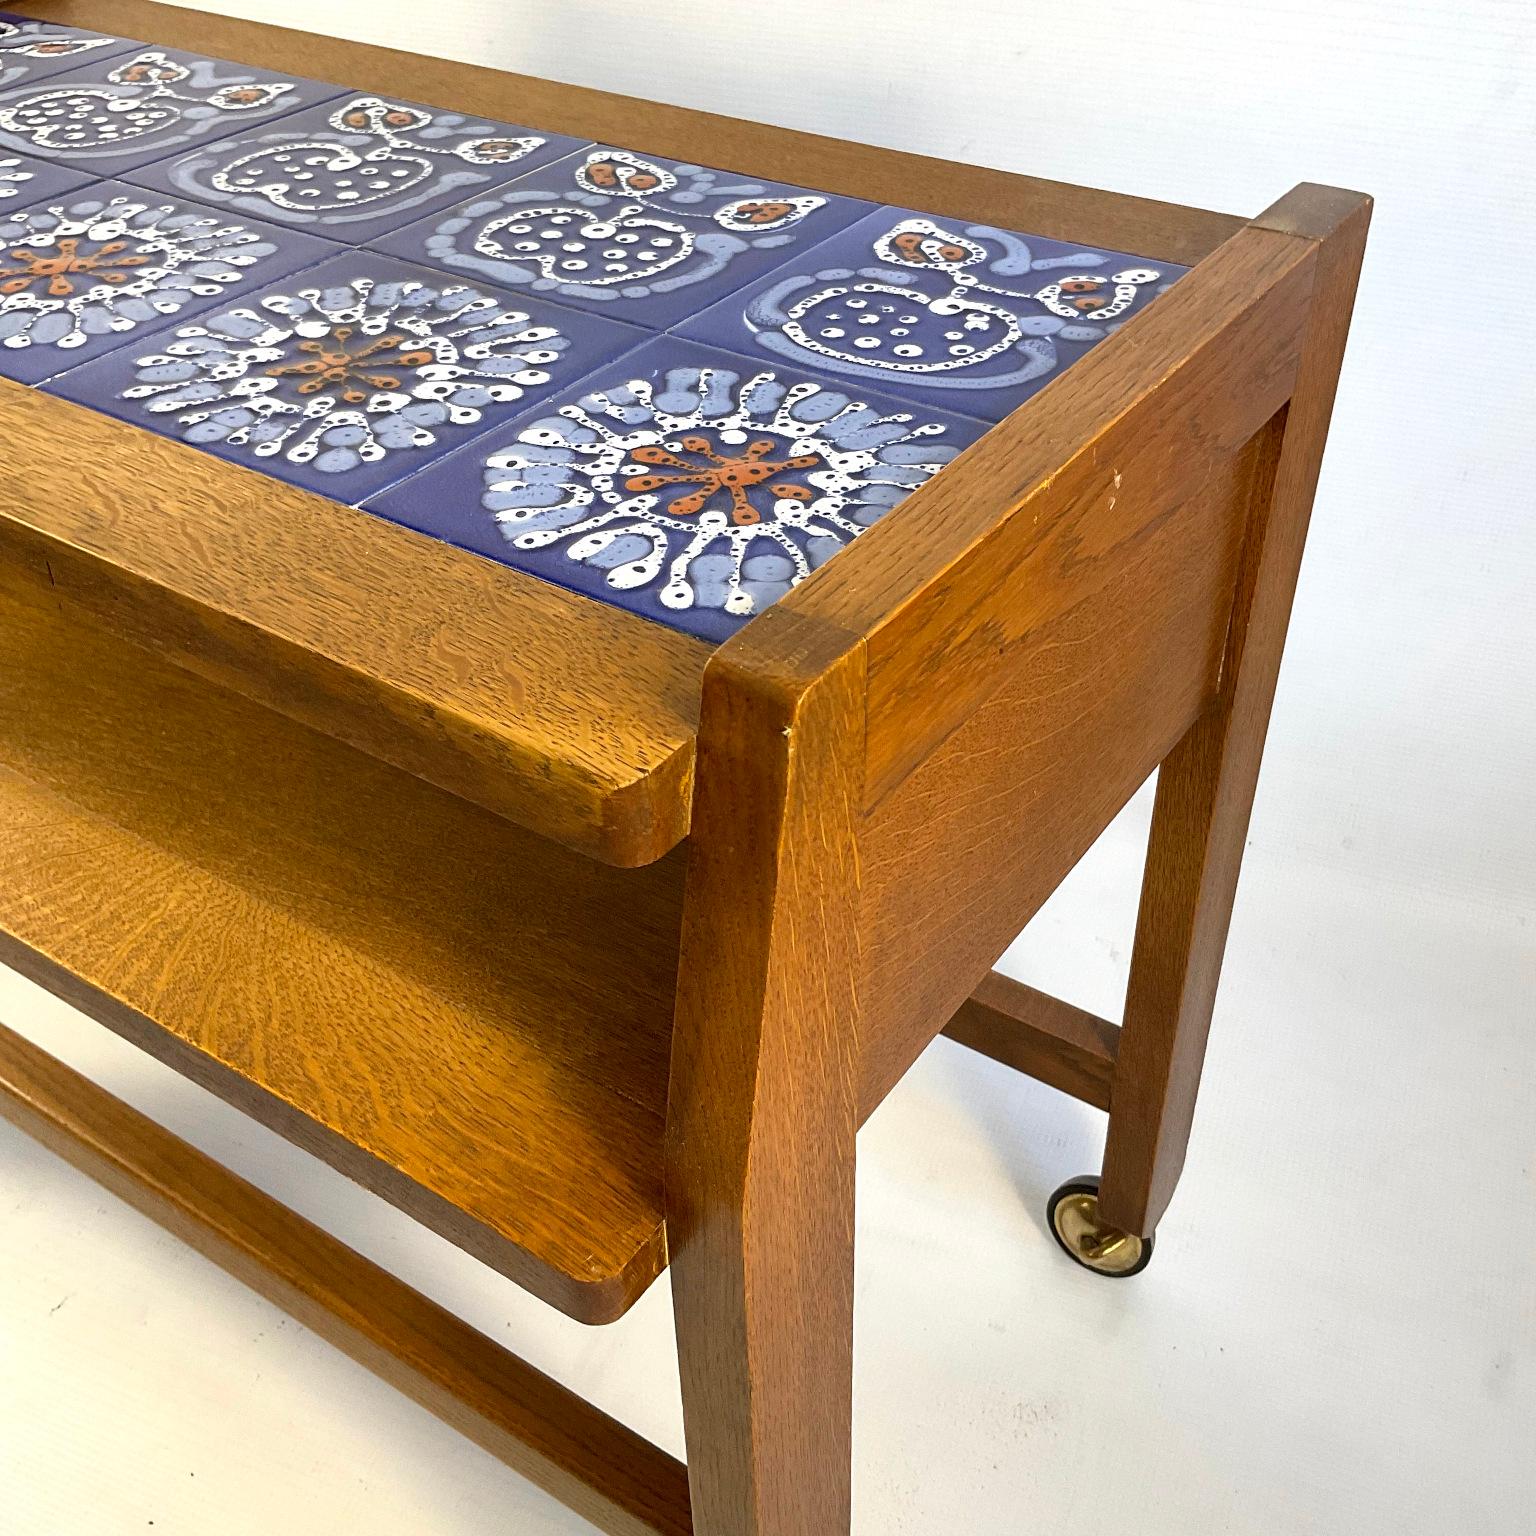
[0,44,343,174]
[127,91,590,246]
[371,143,872,329]
[678,203,1190,422]
[0,10,141,89]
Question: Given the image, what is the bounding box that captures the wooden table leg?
[1099,187,1372,1237]
[666,611,865,1535]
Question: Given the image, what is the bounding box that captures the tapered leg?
[1099,688,1272,1236]
[1099,187,1371,1236]
[666,611,865,1535]
[669,1123,856,1536]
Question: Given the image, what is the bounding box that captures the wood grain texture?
[0,384,706,867]
[855,421,1274,1117]
[0,1025,693,1536]
[0,0,1254,871]
[16,0,1242,266]
[0,577,687,1322]
[780,226,1317,805]
[666,608,865,1535]
[1099,188,1372,1235]
[941,973,1120,1113]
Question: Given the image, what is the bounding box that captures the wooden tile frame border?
[4,0,1242,868]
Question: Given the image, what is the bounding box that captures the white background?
[3,1,1534,1531]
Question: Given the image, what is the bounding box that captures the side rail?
[786,194,1339,1113]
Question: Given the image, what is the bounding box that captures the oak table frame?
[0,4,1370,1531]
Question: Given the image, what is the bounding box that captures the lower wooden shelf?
[0,575,687,1323]
[0,1023,694,1536]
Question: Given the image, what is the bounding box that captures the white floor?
[3,777,1532,1534]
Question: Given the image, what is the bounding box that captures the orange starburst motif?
[622,435,820,526]
[0,236,153,298]
[264,325,435,402]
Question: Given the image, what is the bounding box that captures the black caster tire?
[1047,1175,1154,1277]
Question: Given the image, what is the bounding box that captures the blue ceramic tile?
[678,205,1189,422]
[0,45,342,175]
[126,92,590,245]
[0,146,92,208]
[0,12,140,88]
[0,180,336,384]
[371,145,872,330]
[367,335,986,643]
[45,248,646,504]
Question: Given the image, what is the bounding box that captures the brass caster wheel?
[1047,1176,1154,1277]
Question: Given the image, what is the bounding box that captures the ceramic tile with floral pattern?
[368,335,985,642]
[0,180,336,383]
[45,247,646,502]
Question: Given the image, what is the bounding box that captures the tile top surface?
[8,23,1189,646]
[45,247,646,503]
[679,204,1189,421]
[127,92,590,244]
[0,11,140,87]
[0,45,344,173]
[371,144,874,328]
[368,335,987,643]
[0,145,91,207]
[0,180,337,383]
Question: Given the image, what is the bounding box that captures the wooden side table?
[0,3,1369,1530]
